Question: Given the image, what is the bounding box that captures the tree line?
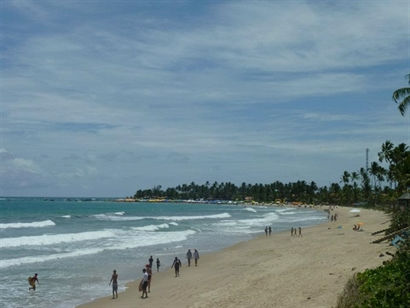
[134,140,408,206]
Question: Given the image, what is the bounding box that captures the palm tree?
[392,73,410,116]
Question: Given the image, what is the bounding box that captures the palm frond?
[398,95,410,116]
[392,87,410,103]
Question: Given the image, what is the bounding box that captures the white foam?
[279,211,297,215]
[244,207,257,213]
[131,223,169,231]
[0,219,55,229]
[0,248,104,269]
[93,214,144,221]
[169,222,178,226]
[114,212,125,216]
[0,229,196,269]
[153,213,231,221]
[94,213,231,221]
[237,212,279,226]
[0,230,116,248]
[61,215,71,219]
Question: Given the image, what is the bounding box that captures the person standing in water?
[264,226,268,237]
[148,255,154,268]
[194,249,200,267]
[28,273,39,291]
[109,269,118,299]
[186,249,192,267]
[156,258,160,272]
[268,226,272,236]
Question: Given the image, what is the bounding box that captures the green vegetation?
[134,141,408,207]
[392,73,410,116]
[336,77,410,308]
[337,240,409,308]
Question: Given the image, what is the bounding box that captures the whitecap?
[61,215,71,219]
[0,229,196,269]
[0,230,116,248]
[244,207,257,213]
[131,223,169,231]
[0,219,55,229]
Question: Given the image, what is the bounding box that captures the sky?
[0,0,409,197]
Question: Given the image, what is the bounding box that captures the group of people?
[329,213,338,222]
[138,249,200,299]
[264,226,272,236]
[290,227,302,237]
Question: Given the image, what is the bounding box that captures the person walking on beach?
[140,268,149,298]
[146,264,152,293]
[194,249,200,266]
[109,269,118,299]
[156,258,160,272]
[148,255,154,268]
[268,226,272,236]
[186,249,192,267]
[291,227,294,236]
[28,273,39,291]
[171,257,182,277]
[298,227,302,237]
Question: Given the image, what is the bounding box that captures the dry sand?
[78,206,394,308]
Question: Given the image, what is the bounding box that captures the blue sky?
[0,0,409,197]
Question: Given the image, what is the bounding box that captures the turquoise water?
[0,198,326,308]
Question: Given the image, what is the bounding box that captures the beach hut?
[398,192,410,211]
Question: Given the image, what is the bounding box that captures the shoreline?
[78,206,393,308]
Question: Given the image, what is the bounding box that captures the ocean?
[0,198,327,308]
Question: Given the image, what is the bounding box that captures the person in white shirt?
[140,268,149,298]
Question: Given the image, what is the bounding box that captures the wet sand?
[78,206,393,308]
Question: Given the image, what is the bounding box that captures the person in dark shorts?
[268,226,272,236]
[140,268,148,298]
[265,226,268,237]
[28,273,39,291]
[194,249,200,266]
[186,249,192,267]
[109,269,118,299]
[146,264,152,293]
[156,258,160,272]
[148,255,154,268]
[171,257,181,277]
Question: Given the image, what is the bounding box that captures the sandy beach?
[78,206,394,308]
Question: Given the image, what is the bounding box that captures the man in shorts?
[109,269,118,299]
[140,268,148,298]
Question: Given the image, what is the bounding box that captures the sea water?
[0,198,326,308]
